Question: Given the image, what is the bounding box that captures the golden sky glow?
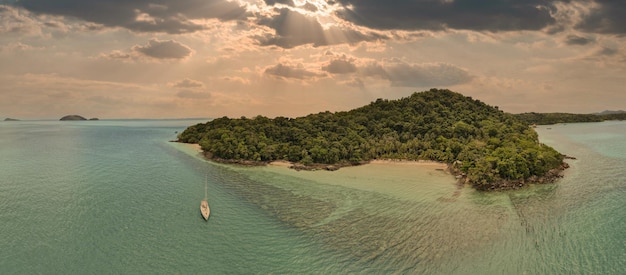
[1,0,625,119]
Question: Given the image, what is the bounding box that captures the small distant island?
[178,89,570,191]
[60,115,87,121]
[59,115,99,121]
[515,111,626,125]
[4,118,20,121]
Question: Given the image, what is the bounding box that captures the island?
[60,115,87,121]
[4,118,20,121]
[177,89,568,191]
[515,111,626,125]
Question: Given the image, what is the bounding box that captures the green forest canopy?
[515,112,626,125]
[178,89,565,190]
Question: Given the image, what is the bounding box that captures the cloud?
[0,42,42,52]
[575,0,626,34]
[100,50,133,60]
[301,2,319,12]
[322,57,358,74]
[132,39,193,59]
[331,0,626,35]
[264,55,473,87]
[263,0,295,6]
[362,59,474,87]
[255,8,385,48]
[345,78,365,89]
[255,8,324,48]
[169,78,209,99]
[564,34,594,46]
[1,4,110,38]
[264,63,323,80]
[334,0,558,32]
[0,4,42,35]
[222,76,251,85]
[11,0,248,34]
[170,78,204,88]
[597,47,619,56]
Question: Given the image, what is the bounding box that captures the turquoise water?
[1,120,624,274]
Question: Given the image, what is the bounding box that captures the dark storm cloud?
[564,34,594,46]
[334,0,558,32]
[8,0,626,37]
[11,0,248,34]
[575,0,626,34]
[133,39,192,59]
[256,8,385,48]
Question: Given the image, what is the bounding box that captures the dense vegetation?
[178,89,565,190]
[600,113,626,121]
[514,112,602,125]
[515,112,626,125]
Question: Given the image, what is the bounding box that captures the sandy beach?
[269,160,294,167]
[184,143,202,152]
[368,159,448,169]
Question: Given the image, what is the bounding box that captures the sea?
[0,119,624,274]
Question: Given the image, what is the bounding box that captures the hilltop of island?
[178,89,569,191]
[59,115,99,121]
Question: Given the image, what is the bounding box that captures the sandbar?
[177,143,459,201]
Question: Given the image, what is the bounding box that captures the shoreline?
[181,143,202,152]
[269,158,449,171]
[177,142,452,172]
[176,141,569,191]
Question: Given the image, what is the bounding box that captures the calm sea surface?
[1,120,624,274]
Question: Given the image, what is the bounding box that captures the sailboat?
[200,175,210,221]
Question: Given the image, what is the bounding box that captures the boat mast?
[204,174,208,201]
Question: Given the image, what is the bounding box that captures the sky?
[1,0,625,119]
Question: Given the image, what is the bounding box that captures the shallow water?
[1,120,624,274]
